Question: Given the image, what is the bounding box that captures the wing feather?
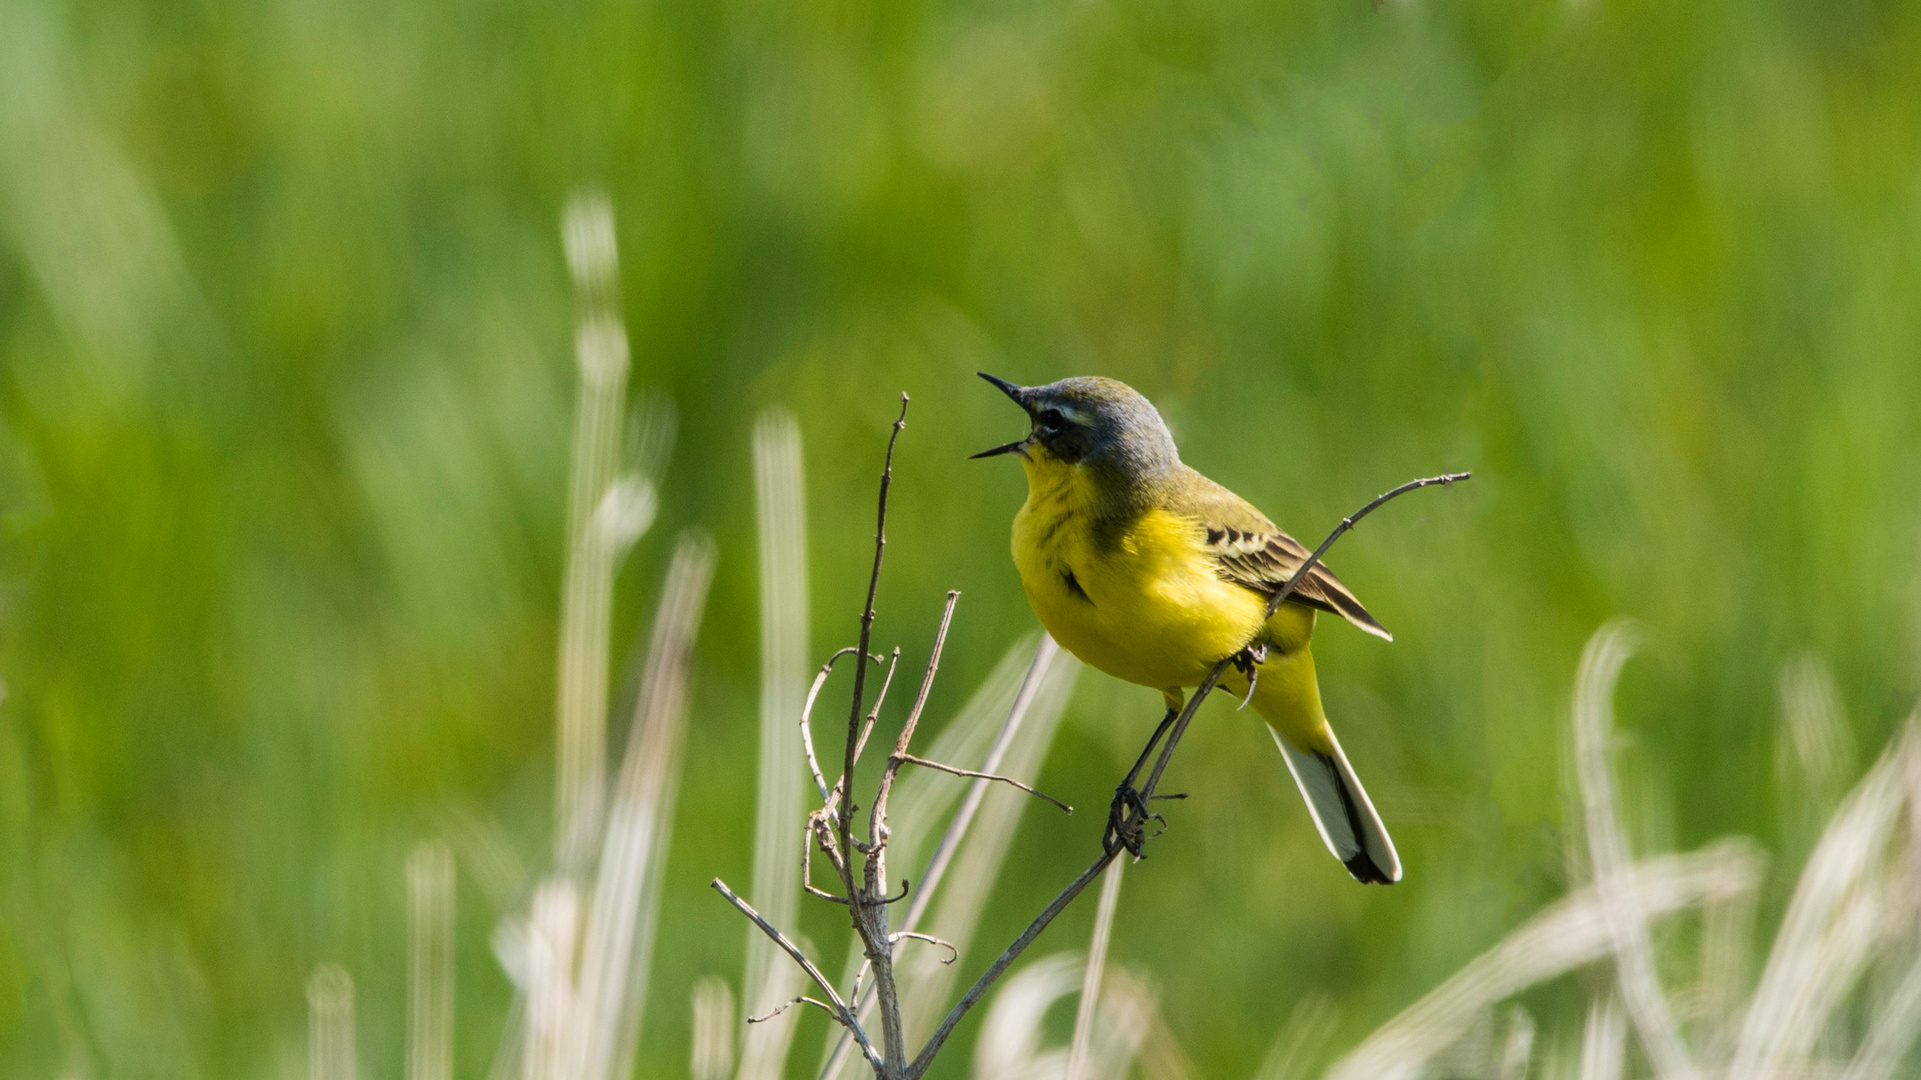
[1173,469,1392,641]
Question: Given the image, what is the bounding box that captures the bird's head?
[970,374,1179,480]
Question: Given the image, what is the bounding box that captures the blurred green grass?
[4,0,1921,1074]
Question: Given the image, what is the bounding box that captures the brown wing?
[1205,524,1392,641]
[1165,465,1392,641]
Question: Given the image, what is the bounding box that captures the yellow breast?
[1010,452,1305,694]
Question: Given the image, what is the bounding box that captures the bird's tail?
[1244,648,1402,884]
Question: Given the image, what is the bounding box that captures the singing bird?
[971,373,1400,884]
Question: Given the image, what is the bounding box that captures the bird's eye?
[1038,408,1065,432]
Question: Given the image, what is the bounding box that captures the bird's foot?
[1231,643,1269,679]
[1103,783,1163,858]
[1230,644,1270,710]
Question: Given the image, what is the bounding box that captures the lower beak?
[972,372,1033,459]
[969,438,1028,460]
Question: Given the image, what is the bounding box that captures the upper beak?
[971,372,1032,459]
[978,372,1026,403]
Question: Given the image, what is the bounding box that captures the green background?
[4,0,1921,1074]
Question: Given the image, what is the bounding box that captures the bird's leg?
[1106,707,1178,857]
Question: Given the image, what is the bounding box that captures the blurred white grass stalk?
[821,634,1077,1079]
[570,535,717,1080]
[739,410,810,1080]
[407,841,455,1080]
[555,188,637,872]
[1322,841,1761,1080]
[1778,654,1858,857]
[1254,997,1337,1080]
[514,535,714,1080]
[692,976,739,1080]
[1324,626,1921,1080]
[898,637,1077,1035]
[523,881,580,1080]
[308,964,357,1080]
[1498,1006,1535,1080]
[973,953,1080,1080]
[470,192,699,1080]
[1729,713,1921,1078]
[1572,621,1696,1079]
[1578,994,1627,1080]
[1326,620,1769,1080]
[1064,857,1125,1080]
[969,953,1172,1080]
[1842,943,1921,1080]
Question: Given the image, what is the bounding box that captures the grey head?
[970,373,1180,480]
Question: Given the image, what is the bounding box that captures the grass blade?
[1065,857,1125,1080]
[740,410,810,1080]
[406,841,455,1080]
[1254,996,1336,1080]
[307,965,357,1080]
[522,881,580,1080]
[1570,620,1696,1078]
[574,535,717,1080]
[693,976,739,1080]
[892,640,1079,1045]
[554,188,636,872]
[1324,840,1762,1080]
[970,953,1081,1080]
[1578,993,1627,1080]
[1730,714,1920,1078]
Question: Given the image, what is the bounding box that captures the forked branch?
[710,878,883,1071]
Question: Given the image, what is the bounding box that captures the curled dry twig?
[716,393,1469,1080]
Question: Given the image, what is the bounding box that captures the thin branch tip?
[896,753,1073,814]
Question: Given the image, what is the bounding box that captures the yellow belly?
[1012,498,1312,695]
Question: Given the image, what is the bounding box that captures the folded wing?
[1168,466,1393,641]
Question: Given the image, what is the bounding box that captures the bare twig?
[1261,471,1471,621]
[711,878,884,1072]
[803,648,879,803]
[850,648,902,780]
[851,587,958,1073]
[802,818,849,905]
[902,636,1063,934]
[839,395,909,878]
[909,848,1124,1074]
[750,997,839,1024]
[871,593,963,859]
[850,958,871,1005]
[895,754,1072,814]
[890,933,959,965]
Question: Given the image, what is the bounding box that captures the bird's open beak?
[970,372,1032,459]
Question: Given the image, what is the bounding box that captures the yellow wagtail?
[971,373,1400,884]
